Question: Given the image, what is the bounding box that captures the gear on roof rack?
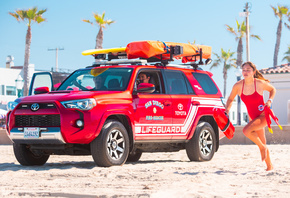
[82,40,212,68]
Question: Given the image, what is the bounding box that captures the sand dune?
[0,144,290,197]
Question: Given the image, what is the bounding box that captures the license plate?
[24,127,40,138]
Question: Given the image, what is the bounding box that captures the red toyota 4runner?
[6,42,227,167]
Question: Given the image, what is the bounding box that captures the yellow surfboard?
[82,47,126,56]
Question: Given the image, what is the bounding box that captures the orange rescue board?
[125,41,211,61]
[213,108,235,139]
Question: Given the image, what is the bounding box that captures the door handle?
[163,100,171,106]
[191,101,200,105]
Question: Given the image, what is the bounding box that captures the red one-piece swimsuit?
[240,79,265,120]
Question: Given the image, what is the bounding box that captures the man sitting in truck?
[93,76,107,90]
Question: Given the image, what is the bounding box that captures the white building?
[0,56,35,111]
[227,99,248,126]
[260,63,290,125]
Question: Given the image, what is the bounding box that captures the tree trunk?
[23,26,31,96]
[223,63,227,97]
[237,38,243,67]
[273,19,282,67]
[95,27,103,49]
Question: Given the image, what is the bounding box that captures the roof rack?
[89,59,148,67]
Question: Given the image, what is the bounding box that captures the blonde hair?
[242,61,269,82]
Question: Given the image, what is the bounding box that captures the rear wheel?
[13,143,50,166]
[126,149,142,162]
[186,122,216,161]
[91,120,129,167]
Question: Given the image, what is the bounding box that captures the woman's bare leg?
[243,115,268,161]
[256,128,273,171]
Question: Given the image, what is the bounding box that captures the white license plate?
[24,127,40,138]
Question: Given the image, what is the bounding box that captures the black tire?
[90,120,129,167]
[186,122,216,161]
[13,143,50,166]
[126,149,142,162]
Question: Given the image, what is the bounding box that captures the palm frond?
[250,34,262,41]
[37,9,47,15]
[27,8,36,19]
[83,19,93,25]
[284,22,290,30]
[225,24,237,37]
[36,16,45,24]
[9,12,20,21]
[271,5,279,18]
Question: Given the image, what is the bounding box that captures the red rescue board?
[213,108,235,139]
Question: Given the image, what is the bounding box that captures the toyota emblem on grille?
[31,103,40,111]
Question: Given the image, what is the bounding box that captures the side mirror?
[137,83,155,93]
[34,86,50,95]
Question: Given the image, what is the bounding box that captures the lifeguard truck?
[6,41,231,167]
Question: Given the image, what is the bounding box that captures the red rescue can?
[213,108,235,139]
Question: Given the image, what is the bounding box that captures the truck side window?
[136,70,163,94]
[164,70,194,95]
[192,72,218,94]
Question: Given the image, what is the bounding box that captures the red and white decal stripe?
[135,98,224,136]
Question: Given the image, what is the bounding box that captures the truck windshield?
[58,67,133,91]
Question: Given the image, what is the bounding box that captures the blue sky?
[1,0,290,97]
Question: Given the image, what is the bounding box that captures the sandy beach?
[0,144,289,198]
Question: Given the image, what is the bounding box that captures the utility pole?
[48,47,64,72]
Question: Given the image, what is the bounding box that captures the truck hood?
[19,90,131,103]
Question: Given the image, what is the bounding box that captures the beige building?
[260,63,290,125]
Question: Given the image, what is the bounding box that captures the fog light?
[76,119,84,128]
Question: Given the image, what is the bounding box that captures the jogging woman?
[225,61,276,171]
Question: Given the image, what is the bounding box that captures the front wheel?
[13,143,50,166]
[186,122,216,161]
[90,120,129,167]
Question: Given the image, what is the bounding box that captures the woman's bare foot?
[266,164,274,171]
[259,146,267,162]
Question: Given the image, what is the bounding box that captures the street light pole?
[236,2,251,125]
[245,2,250,61]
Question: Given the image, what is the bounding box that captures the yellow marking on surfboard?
[82,47,126,56]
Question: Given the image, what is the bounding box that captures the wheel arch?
[106,114,134,152]
[198,115,219,152]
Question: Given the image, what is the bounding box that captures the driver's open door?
[29,72,54,96]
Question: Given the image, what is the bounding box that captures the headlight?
[61,99,96,110]
[7,101,19,111]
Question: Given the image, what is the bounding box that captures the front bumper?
[9,127,65,144]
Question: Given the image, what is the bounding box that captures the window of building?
[243,112,248,122]
[6,86,16,96]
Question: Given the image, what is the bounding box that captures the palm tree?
[271,5,290,67]
[83,12,115,49]
[282,45,290,63]
[9,7,47,96]
[211,48,236,97]
[226,20,261,69]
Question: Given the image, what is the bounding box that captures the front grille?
[15,115,60,127]
[17,103,56,110]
